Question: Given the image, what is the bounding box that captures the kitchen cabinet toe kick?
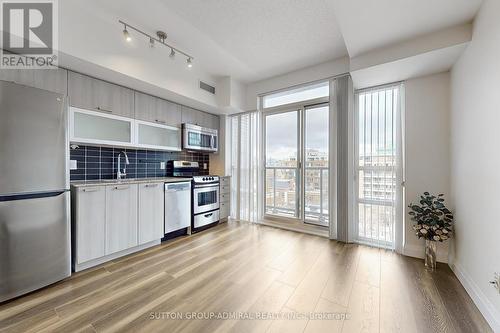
[73,240,160,272]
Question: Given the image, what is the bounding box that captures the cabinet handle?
[113,185,129,190]
[145,183,159,188]
[155,119,166,124]
[204,213,213,218]
[96,106,113,113]
[82,187,100,192]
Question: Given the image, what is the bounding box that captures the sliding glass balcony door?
[264,103,329,227]
[265,110,300,218]
[303,105,329,226]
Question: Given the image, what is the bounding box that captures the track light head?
[156,31,167,43]
[169,48,175,59]
[187,57,193,68]
[123,26,131,42]
[149,37,155,48]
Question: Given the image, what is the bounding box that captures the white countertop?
[71,177,192,188]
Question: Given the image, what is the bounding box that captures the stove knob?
[211,177,214,180]
[203,177,207,181]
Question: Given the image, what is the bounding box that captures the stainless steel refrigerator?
[0,80,71,303]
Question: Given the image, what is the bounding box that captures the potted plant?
[408,192,454,271]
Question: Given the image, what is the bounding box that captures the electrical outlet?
[203,163,207,170]
[70,160,77,170]
[490,272,500,294]
[160,162,165,170]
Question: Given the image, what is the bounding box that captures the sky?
[266,106,329,164]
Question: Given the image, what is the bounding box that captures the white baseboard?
[449,261,500,332]
[403,243,449,263]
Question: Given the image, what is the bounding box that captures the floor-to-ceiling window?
[229,112,260,222]
[354,84,403,249]
[262,81,330,227]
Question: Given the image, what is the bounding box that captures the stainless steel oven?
[167,160,220,233]
[192,175,220,231]
[182,123,218,152]
[193,183,219,215]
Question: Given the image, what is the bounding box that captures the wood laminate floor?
[0,221,491,333]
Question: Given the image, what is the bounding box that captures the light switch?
[160,162,166,170]
[70,160,77,170]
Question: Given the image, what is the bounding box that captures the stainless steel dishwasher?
[164,182,192,236]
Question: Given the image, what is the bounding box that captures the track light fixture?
[119,20,194,68]
[123,25,131,42]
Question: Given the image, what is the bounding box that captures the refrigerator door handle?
[0,190,68,202]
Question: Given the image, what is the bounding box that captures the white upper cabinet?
[68,71,134,118]
[70,107,134,147]
[134,92,182,128]
[135,120,181,151]
[70,107,180,151]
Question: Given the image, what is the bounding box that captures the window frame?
[261,93,330,225]
[353,82,405,251]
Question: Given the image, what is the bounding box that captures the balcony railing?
[265,166,329,226]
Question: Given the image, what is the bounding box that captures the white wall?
[404,72,451,262]
[449,0,500,329]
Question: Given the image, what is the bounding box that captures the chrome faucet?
[117,151,130,180]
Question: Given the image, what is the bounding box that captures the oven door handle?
[194,183,219,189]
[204,212,214,218]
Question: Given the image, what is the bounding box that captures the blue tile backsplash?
[70,145,209,181]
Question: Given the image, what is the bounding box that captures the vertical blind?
[229,111,262,222]
[355,84,403,249]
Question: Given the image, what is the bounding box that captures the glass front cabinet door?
[70,107,134,146]
[135,120,181,151]
[69,107,181,151]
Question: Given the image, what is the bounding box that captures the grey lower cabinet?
[134,91,182,128]
[220,176,230,221]
[72,181,164,272]
[68,71,134,118]
[105,184,138,254]
[138,183,164,244]
[0,68,68,95]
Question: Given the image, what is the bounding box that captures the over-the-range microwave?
[182,123,218,153]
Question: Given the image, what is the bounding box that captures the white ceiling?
[330,0,482,57]
[57,0,485,113]
[351,43,468,89]
[160,0,348,83]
